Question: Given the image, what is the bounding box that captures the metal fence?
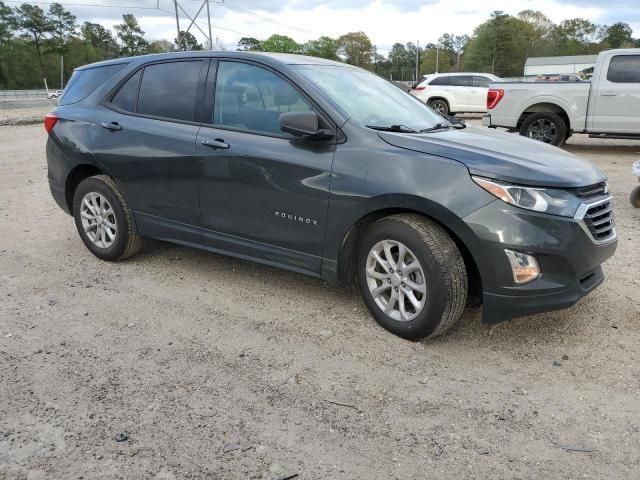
[0,89,50,100]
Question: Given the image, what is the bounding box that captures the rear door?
[447,75,473,111]
[92,59,207,244]
[590,53,640,134]
[194,60,335,274]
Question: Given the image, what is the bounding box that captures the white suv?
[411,73,501,115]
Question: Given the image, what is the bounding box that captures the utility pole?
[173,0,181,50]
[60,56,64,89]
[415,40,419,82]
[436,45,439,73]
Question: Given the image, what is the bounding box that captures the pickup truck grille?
[572,182,607,201]
[583,199,615,243]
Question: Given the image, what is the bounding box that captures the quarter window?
[473,76,491,88]
[607,55,640,83]
[110,70,141,112]
[137,61,202,121]
[213,61,312,135]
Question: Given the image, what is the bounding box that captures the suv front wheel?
[356,214,467,340]
[72,175,143,261]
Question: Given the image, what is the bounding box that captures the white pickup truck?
[483,48,640,145]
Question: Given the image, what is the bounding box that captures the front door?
[92,60,206,244]
[590,53,640,134]
[195,60,335,274]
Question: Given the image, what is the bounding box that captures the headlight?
[472,176,581,217]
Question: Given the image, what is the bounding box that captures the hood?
[378,126,605,188]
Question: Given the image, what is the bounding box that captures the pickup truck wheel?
[428,99,449,116]
[72,175,143,261]
[356,214,467,340]
[519,112,567,146]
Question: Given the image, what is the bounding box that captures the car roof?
[75,51,347,71]
[430,72,499,78]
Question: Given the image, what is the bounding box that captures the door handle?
[600,91,617,96]
[101,122,122,131]
[201,138,230,149]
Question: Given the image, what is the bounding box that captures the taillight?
[487,89,504,110]
[44,113,59,134]
[414,85,426,91]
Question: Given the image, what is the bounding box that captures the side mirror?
[280,111,333,140]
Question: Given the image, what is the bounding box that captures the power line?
[219,1,319,36]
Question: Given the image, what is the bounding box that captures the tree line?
[1,2,639,89]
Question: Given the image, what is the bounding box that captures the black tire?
[631,185,640,208]
[428,99,450,116]
[72,175,143,261]
[519,112,567,146]
[356,214,467,340]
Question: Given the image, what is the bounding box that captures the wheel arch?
[517,102,571,133]
[65,164,105,212]
[333,204,483,304]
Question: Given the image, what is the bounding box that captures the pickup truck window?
[607,55,640,83]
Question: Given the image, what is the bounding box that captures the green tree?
[13,3,52,75]
[114,14,148,56]
[81,22,118,58]
[148,39,174,53]
[553,18,601,55]
[337,31,373,69]
[303,36,339,60]
[174,30,202,51]
[47,2,76,53]
[464,11,536,76]
[261,34,301,53]
[601,22,634,48]
[237,36,262,51]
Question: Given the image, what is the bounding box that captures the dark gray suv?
[45,52,617,340]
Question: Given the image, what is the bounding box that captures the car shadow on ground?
[130,238,610,349]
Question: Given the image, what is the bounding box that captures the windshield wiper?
[419,123,451,133]
[366,124,418,133]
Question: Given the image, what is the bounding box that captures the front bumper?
[463,200,617,324]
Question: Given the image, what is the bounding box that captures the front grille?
[583,200,615,242]
[572,182,607,201]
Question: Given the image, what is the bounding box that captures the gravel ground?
[1,123,639,480]
[0,100,55,126]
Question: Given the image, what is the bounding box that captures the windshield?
[293,65,447,132]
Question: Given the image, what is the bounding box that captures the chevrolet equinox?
[45,52,617,340]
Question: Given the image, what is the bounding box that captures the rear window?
[137,61,202,122]
[59,64,126,106]
[607,55,640,83]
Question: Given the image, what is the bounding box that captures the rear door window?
[607,55,640,83]
[449,76,473,87]
[212,61,312,136]
[59,63,125,106]
[137,61,203,121]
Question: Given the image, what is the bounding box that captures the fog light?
[504,249,540,284]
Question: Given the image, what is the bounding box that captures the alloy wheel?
[80,192,117,249]
[526,118,557,143]
[365,239,427,322]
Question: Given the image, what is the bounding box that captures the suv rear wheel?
[72,175,143,261]
[428,99,449,116]
[356,214,467,340]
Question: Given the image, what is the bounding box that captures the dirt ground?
[1,123,639,480]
